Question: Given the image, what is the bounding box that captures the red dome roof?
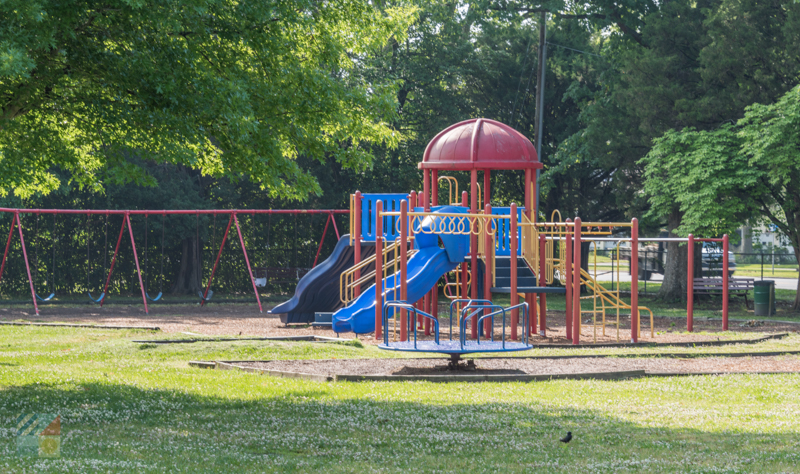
[420,118,541,170]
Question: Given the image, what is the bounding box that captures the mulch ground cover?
[231,354,800,377]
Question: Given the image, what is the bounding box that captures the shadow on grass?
[1,379,799,472]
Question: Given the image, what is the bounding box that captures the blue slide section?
[332,206,469,334]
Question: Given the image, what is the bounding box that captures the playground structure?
[0,118,735,349]
[0,209,347,315]
[321,118,650,350]
[327,118,733,351]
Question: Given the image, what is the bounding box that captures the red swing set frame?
[0,208,345,315]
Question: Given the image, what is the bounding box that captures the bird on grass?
[560,432,572,444]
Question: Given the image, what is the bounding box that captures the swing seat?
[36,292,55,302]
[88,292,105,303]
[198,290,213,302]
[146,292,163,302]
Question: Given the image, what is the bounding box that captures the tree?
[0,0,415,200]
[642,85,800,308]
[554,0,800,300]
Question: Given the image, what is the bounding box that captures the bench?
[693,277,755,308]
[253,267,311,287]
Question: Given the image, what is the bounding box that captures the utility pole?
[533,12,547,219]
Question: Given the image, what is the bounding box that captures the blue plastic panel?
[492,207,525,256]
[361,194,408,242]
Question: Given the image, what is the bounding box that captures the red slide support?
[539,233,547,336]
[375,200,384,340]
[565,219,573,341]
[510,203,519,340]
[572,217,581,345]
[400,200,409,341]
[483,203,493,339]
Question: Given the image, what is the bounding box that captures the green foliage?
[642,124,754,237]
[642,85,800,240]
[0,0,416,199]
[550,0,800,229]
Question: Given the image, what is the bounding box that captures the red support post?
[422,176,430,320]
[15,213,39,315]
[524,169,531,218]
[201,213,234,306]
[432,272,439,323]
[400,200,408,341]
[0,214,17,285]
[565,219,573,340]
[687,234,694,332]
[101,215,128,308]
[470,169,478,314]
[374,200,384,340]
[539,233,547,336]
[432,170,439,206]
[630,218,639,343]
[423,171,430,210]
[234,213,263,313]
[409,190,417,232]
[484,203,493,338]
[411,190,428,335]
[510,203,519,340]
[331,212,340,240]
[354,191,362,298]
[460,192,471,338]
[125,213,149,314]
[484,170,491,208]
[722,234,729,331]
[572,217,582,345]
[312,214,331,268]
[527,294,537,337]
[431,176,440,323]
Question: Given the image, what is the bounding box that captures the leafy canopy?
[0,0,416,199]
[641,85,800,242]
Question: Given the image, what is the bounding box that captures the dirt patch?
[0,304,796,346]
[232,354,800,377]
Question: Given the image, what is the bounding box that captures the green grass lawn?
[2,326,800,472]
[734,263,800,279]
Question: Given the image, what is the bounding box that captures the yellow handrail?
[339,239,417,304]
[437,175,482,208]
[437,176,459,205]
[578,267,654,340]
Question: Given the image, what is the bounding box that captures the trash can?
[754,280,775,316]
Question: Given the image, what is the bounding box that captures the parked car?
[620,236,735,280]
[701,242,736,277]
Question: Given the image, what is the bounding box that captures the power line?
[546,41,602,58]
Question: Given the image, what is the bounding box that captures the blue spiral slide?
[333,207,469,334]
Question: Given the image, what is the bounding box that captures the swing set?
[0,208,347,315]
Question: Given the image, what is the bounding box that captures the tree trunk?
[792,241,800,310]
[171,236,203,294]
[657,210,701,302]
